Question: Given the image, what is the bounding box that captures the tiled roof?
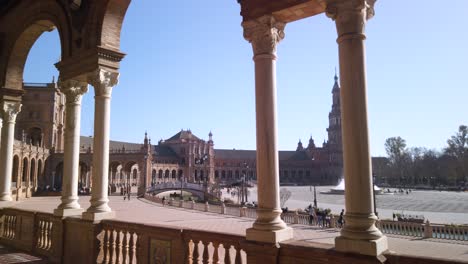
[79,136,143,151]
[165,130,201,141]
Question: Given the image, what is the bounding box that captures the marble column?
[54,80,88,216]
[83,69,118,221]
[0,101,21,201]
[326,0,388,256]
[242,15,293,243]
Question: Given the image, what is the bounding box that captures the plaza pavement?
[3,195,468,263]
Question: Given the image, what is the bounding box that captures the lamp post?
[372,173,377,217]
[313,185,317,208]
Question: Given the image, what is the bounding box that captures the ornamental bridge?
[147,181,218,201]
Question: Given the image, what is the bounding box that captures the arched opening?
[152,169,157,185]
[5,20,61,90]
[22,158,29,184]
[158,169,163,180]
[37,159,43,184]
[30,159,36,187]
[12,156,20,186]
[54,162,63,191]
[171,170,176,180]
[27,127,43,146]
[132,168,138,186]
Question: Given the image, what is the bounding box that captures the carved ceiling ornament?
[242,15,286,56]
[325,0,375,39]
[88,69,119,98]
[1,101,22,123]
[58,79,89,104]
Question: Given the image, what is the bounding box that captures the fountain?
[324,178,382,194]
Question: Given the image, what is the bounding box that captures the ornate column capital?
[242,15,286,56]
[1,101,21,123]
[88,69,119,98]
[325,0,375,41]
[59,80,88,104]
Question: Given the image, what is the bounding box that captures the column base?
[0,194,13,202]
[53,208,84,217]
[246,227,293,244]
[335,235,388,256]
[82,210,115,221]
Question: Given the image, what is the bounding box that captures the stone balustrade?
[0,207,464,263]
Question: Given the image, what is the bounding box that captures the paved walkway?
[3,196,468,263]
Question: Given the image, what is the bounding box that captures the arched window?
[22,158,29,182]
[158,169,163,179]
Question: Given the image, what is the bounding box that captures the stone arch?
[0,0,71,89]
[99,0,132,50]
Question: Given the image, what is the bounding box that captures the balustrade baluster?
[38,220,44,248]
[44,221,49,249]
[109,229,116,262]
[116,230,122,263]
[6,216,12,238]
[234,247,242,264]
[47,221,53,250]
[224,245,232,264]
[128,231,134,264]
[122,231,128,264]
[212,242,220,264]
[102,229,109,264]
[192,240,200,264]
[202,241,210,264]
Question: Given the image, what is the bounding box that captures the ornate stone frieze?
[325,0,375,38]
[88,69,119,97]
[242,15,286,56]
[59,79,89,104]
[1,101,22,123]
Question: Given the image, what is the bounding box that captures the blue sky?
[23,0,468,156]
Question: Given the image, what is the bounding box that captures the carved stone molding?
[88,69,119,98]
[59,80,88,104]
[242,15,286,56]
[1,101,22,123]
[325,0,375,39]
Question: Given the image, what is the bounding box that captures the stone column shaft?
[54,80,88,216]
[243,15,293,243]
[326,0,387,256]
[83,69,118,221]
[0,101,21,201]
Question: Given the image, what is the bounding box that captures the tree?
[279,188,292,208]
[384,137,410,185]
[444,125,468,186]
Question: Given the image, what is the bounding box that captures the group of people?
[121,185,131,201]
[307,205,345,228]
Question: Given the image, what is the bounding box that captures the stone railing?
[377,220,468,241]
[98,219,246,264]
[183,229,245,264]
[0,208,63,263]
[0,207,463,264]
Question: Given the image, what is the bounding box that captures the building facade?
[11,74,343,198]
